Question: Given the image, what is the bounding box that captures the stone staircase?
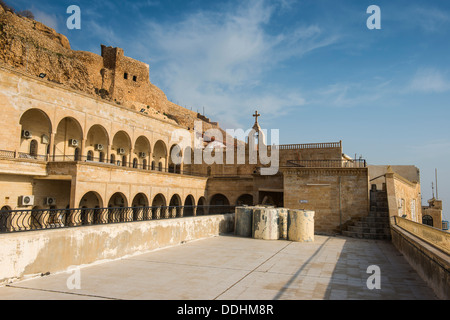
[343,188,391,240]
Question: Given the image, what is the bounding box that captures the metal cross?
[253,110,261,123]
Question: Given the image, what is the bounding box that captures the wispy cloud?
[130,0,337,128]
[409,68,450,93]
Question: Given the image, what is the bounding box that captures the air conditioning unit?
[139,152,146,158]
[22,130,32,139]
[69,139,79,147]
[45,197,56,205]
[118,148,126,155]
[19,195,34,206]
[95,144,104,151]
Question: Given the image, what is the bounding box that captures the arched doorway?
[197,197,207,215]
[152,193,166,219]
[86,124,109,162]
[108,192,129,222]
[209,193,230,214]
[169,144,182,174]
[134,136,151,170]
[236,194,253,206]
[112,131,132,167]
[79,191,103,224]
[132,193,149,221]
[153,140,167,171]
[183,195,195,217]
[169,194,182,217]
[0,206,11,232]
[54,117,83,161]
[19,108,52,158]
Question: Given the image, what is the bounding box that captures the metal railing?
[0,205,236,233]
[0,150,206,177]
[285,159,367,168]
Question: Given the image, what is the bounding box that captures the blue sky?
[9,0,450,220]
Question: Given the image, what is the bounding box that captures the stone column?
[287,209,314,242]
[235,206,253,237]
[252,207,279,240]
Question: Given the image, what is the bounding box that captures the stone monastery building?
[0,6,439,236]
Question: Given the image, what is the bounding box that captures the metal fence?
[0,205,236,233]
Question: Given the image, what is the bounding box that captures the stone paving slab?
[0,234,438,300]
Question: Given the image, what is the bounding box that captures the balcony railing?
[285,159,367,168]
[0,150,206,177]
[0,205,236,233]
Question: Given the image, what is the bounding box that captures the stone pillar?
[252,207,279,240]
[235,206,253,237]
[287,209,314,242]
[277,208,289,240]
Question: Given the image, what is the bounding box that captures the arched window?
[151,161,155,170]
[99,152,105,163]
[422,215,433,227]
[122,155,127,167]
[30,139,38,157]
[87,150,94,161]
[158,162,163,171]
[133,158,138,169]
[110,154,116,164]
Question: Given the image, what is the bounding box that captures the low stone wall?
[0,214,234,285]
[391,218,450,300]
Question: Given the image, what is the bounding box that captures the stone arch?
[153,140,167,171]
[236,194,253,206]
[19,108,52,157]
[183,194,195,217]
[79,191,103,208]
[108,192,128,208]
[112,130,132,167]
[0,206,11,232]
[168,144,182,173]
[209,193,230,214]
[86,124,109,161]
[107,192,129,223]
[152,193,167,219]
[78,191,104,225]
[197,196,207,215]
[132,193,150,221]
[54,117,83,161]
[169,193,182,217]
[134,135,151,170]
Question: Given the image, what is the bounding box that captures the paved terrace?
[0,234,437,300]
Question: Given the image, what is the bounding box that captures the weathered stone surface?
[252,207,279,240]
[287,209,315,242]
[234,206,253,237]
